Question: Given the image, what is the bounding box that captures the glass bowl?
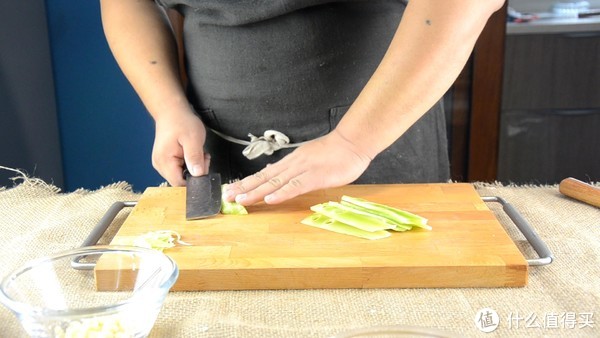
[0,245,179,338]
[332,325,460,338]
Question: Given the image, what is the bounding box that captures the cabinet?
[497,32,600,184]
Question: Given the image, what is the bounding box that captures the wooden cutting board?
[98,183,528,290]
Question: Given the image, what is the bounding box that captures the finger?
[203,153,211,174]
[235,168,298,206]
[225,170,275,203]
[161,157,186,187]
[182,139,206,177]
[263,173,314,205]
[224,162,287,202]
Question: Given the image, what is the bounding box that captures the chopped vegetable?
[132,230,190,252]
[303,195,430,239]
[341,195,431,230]
[310,202,395,232]
[301,213,390,240]
[220,184,248,215]
[54,316,133,338]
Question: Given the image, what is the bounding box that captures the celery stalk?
[334,200,416,229]
[340,195,431,230]
[301,196,431,240]
[324,201,402,228]
[301,213,391,240]
[391,224,412,232]
[310,203,395,232]
[340,201,415,230]
[220,184,248,215]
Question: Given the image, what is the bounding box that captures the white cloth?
[209,128,309,160]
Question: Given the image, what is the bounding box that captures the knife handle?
[559,177,600,208]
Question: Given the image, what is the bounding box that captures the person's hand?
[152,108,209,186]
[224,129,373,205]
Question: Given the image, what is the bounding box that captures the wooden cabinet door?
[448,3,507,182]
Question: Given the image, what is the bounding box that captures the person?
[100,0,505,206]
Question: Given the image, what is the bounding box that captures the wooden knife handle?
[559,177,600,208]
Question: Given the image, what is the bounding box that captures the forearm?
[336,0,505,159]
[100,0,189,120]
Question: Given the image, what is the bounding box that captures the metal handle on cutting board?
[71,201,138,270]
[482,196,554,266]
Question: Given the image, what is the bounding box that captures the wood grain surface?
[98,183,528,290]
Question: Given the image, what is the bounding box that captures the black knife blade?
[185,172,222,220]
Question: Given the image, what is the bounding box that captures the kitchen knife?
[559,177,600,208]
[185,172,222,220]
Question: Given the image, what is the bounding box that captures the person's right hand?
[151,108,209,186]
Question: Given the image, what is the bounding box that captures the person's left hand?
[223,129,372,205]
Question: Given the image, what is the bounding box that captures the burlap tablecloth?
[0,170,598,337]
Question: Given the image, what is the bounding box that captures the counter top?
[1,174,598,337]
[507,15,600,35]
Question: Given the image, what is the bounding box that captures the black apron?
[158,0,450,183]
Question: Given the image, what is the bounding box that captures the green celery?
[220,184,248,215]
[391,224,412,232]
[340,195,431,230]
[338,200,415,229]
[310,203,395,232]
[324,200,409,229]
[301,213,391,240]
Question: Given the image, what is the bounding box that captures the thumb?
[182,142,206,177]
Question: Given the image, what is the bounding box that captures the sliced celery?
[391,224,412,232]
[336,200,415,229]
[340,200,419,231]
[132,230,190,252]
[221,201,248,215]
[220,184,248,215]
[302,196,431,240]
[325,201,400,227]
[301,213,391,240]
[340,195,431,230]
[310,203,395,232]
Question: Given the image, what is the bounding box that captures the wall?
[45,0,163,192]
[0,2,64,188]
